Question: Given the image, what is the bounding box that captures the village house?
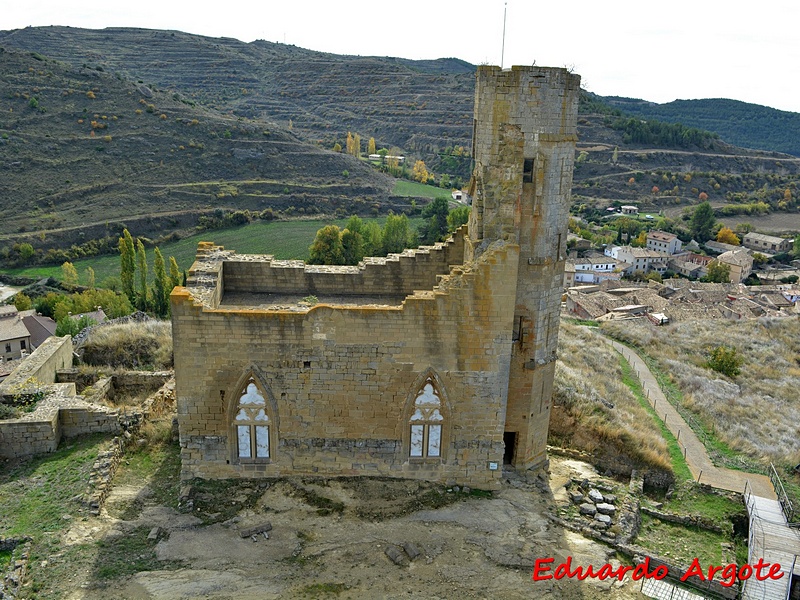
[646,230,682,255]
[742,232,792,254]
[605,246,668,275]
[716,248,753,283]
[566,255,625,285]
[171,66,580,489]
[620,205,638,215]
[0,306,31,363]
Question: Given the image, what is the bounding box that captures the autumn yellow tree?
[368,137,376,156]
[412,160,430,183]
[346,132,355,156]
[716,227,740,245]
[61,261,78,286]
[352,133,361,158]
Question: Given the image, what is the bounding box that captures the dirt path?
[598,334,775,499]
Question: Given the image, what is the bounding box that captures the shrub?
[78,320,173,370]
[707,346,742,378]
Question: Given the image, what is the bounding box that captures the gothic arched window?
[409,379,444,458]
[234,379,270,460]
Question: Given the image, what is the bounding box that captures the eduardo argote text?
[532,556,784,588]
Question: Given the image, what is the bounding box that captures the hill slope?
[0,46,392,251]
[2,25,800,252]
[602,96,800,157]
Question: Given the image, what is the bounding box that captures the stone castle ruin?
[171,66,580,489]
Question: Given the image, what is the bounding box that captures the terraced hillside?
[0,46,392,251]
[0,27,476,170]
[3,25,800,256]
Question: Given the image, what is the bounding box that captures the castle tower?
[467,66,580,470]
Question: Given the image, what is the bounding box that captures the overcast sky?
[4,0,799,113]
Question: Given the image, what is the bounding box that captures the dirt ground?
[59,457,647,600]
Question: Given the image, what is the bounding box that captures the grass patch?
[658,484,745,522]
[0,433,108,538]
[0,548,12,571]
[637,514,729,568]
[112,434,181,512]
[94,526,182,579]
[77,320,173,370]
[393,179,452,200]
[564,318,599,327]
[619,355,693,482]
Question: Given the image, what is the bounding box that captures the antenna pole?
[501,2,507,68]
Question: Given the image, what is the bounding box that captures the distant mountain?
[601,96,800,157]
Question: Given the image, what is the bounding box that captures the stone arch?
[402,369,452,461]
[227,368,279,464]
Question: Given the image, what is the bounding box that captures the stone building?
[171,66,580,489]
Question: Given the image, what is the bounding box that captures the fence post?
[697,470,702,483]
[677,430,681,441]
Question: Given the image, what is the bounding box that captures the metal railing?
[769,462,797,525]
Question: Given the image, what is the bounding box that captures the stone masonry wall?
[469,66,579,469]
[0,336,72,400]
[172,240,519,489]
[220,229,465,300]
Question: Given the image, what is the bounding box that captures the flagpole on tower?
[501,2,507,68]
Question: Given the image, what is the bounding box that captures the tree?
[169,256,181,289]
[136,239,148,311]
[705,260,730,283]
[707,345,742,378]
[447,206,470,232]
[352,133,361,158]
[716,227,740,245]
[341,229,364,265]
[333,142,342,153]
[17,243,35,263]
[631,231,648,247]
[419,197,450,244]
[309,225,344,265]
[345,215,365,236]
[382,213,412,254]
[14,292,32,311]
[152,247,170,317]
[412,160,430,184]
[368,137,376,156]
[362,221,383,257]
[61,261,79,286]
[690,202,716,243]
[119,229,135,304]
[85,267,96,290]
[345,132,355,156]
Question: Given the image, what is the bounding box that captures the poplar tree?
[61,261,79,286]
[368,137,376,155]
[119,229,135,304]
[136,239,148,311]
[169,256,181,289]
[153,247,169,317]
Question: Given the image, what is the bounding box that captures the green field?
[393,180,454,200]
[1,217,424,287]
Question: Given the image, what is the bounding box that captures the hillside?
[602,96,800,157]
[2,25,800,257]
[0,45,393,255]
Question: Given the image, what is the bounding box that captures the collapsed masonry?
[171,66,580,489]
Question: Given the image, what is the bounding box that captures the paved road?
[598,335,776,499]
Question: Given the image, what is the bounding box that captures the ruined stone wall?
[220,229,465,299]
[0,336,72,401]
[172,240,518,489]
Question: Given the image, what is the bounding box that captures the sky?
[4,0,800,113]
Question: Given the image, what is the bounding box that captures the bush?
[707,345,742,378]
